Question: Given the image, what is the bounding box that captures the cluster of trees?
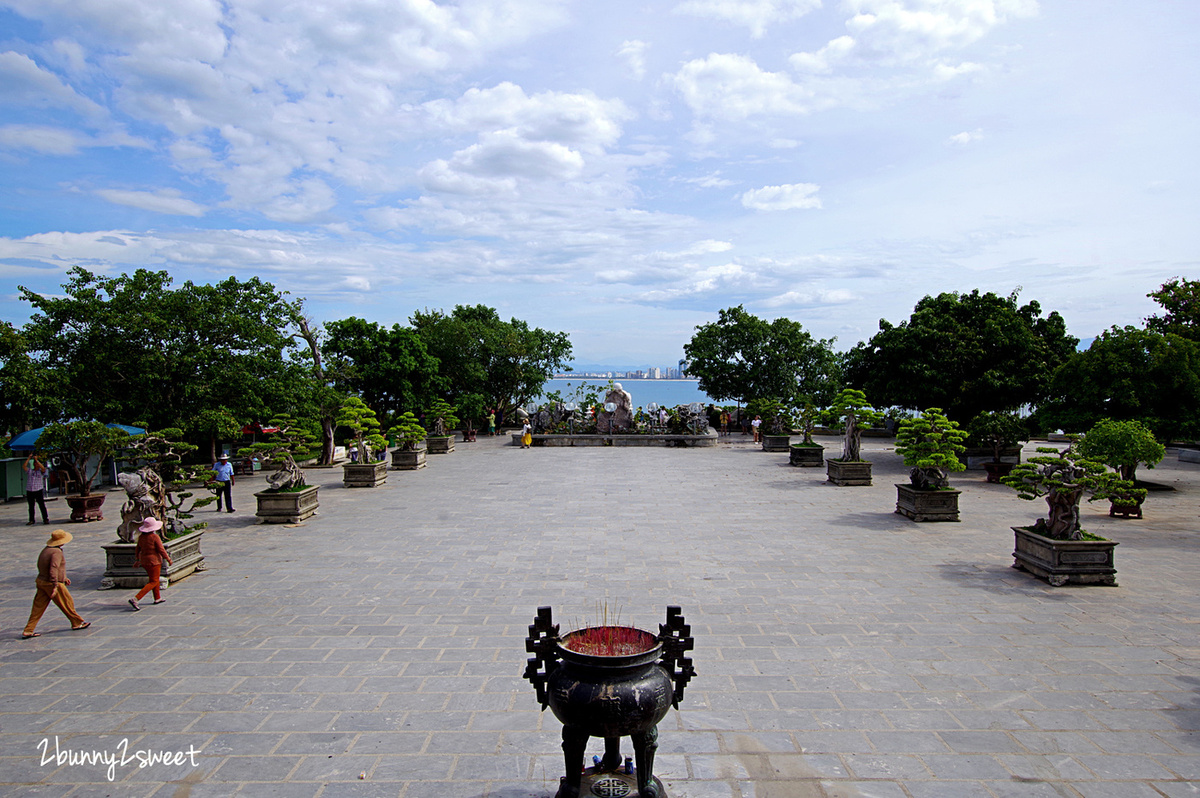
[0,267,573,462]
[684,279,1200,444]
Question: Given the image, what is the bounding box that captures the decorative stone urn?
[342,460,387,488]
[100,529,206,589]
[895,484,961,522]
[826,459,872,486]
[426,435,455,454]
[254,485,320,524]
[1012,526,1118,587]
[524,606,696,798]
[789,444,824,467]
[761,434,791,453]
[66,494,107,522]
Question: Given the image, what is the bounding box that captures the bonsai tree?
[894,408,967,489]
[823,389,884,462]
[749,398,789,435]
[456,392,487,437]
[388,412,427,451]
[1077,418,1165,483]
[120,427,216,538]
[790,400,821,446]
[238,415,318,491]
[966,411,1029,463]
[337,397,387,463]
[1001,443,1123,540]
[427,399,460,438]
[34,421,132,496]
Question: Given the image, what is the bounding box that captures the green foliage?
[34,421,132,496]
[426,399,460,437]
[1037,326,1200,442]
[18,267,302,434]
[237,415,317,490]
[965,411,1029,462]
[844,289,1076,423]
[1077,418,1165,482]
[683,305,840,405]
[387,412,427,451]
[823,388,884,462]
[1001,444,1124,540]
[123,428,214,533]
[323,317,443,419]
[747,397,789,435]
[336,397,387,462]
[411,305,572,420]
[1145,277,1200,342]
[894,408,967,488]
[0,320,62,434]
[791,402,820,445]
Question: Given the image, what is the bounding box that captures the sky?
[1,0,1197,369]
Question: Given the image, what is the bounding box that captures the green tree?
[411,305,572,422]
[18,267,302,434]
[0,320,62,435]
[323,317,443,420]
[844,290,1076,423]
[1145,277,1200,341]
[894,407,967,489]
[1037,326,1200,442]
[682,306,840,406]
[1076,418,1166,483]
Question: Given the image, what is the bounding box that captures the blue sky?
[1,0,1196,368]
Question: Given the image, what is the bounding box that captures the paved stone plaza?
[1,434,1198,797]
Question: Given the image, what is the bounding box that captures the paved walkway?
[1,433,1198,798]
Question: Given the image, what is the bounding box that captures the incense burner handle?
[658,605,696,708]
[523,605,560,709]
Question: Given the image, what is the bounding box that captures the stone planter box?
[761,434,791,452]
[100,529,207,589]
[983,461,1016,483]
[254,484,320,524]
[964,447,1022,470]
[390,447,427,470]
[1109,497,1144,519]
[66,493,107,522]
[895,484,961,522]
[789,444,825,467]
[1012,526,1118,586]
[826,459,872,486]
[343,460,387,488]
[426,436,455,454]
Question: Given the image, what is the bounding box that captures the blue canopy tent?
[9,423,146,451]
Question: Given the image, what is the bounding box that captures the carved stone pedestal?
[1012,526,1118,586]
[895,484,961,522]
[826,459,872,486]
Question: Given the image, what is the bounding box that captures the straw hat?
[137,517,163,534]
[46,529,73,547]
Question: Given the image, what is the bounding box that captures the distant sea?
[536,379,719,408]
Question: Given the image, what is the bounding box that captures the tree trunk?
[1045,486,1084,540]
[320,416,334,465]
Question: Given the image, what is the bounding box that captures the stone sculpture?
[117,468,167,542]
[596,383,633,434]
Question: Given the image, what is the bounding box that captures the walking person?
[487,409,496,437]
[23,453,50,526]
[212,453,235,513]
[129,517,171,610]
[22,529,91,639]
[752,415,763,443]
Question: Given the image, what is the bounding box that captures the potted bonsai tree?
[337,397,388,488]
[893,408,967,521]
[752,398,792,452]
[34,421,134,522]
[388,411,428,470]
[103,428,214,589]
[457,392,486,443]
[1002,442,1124,586]
[1077,418,1165,519]
[965,411,1028,483]
[239,415,321,524]
[823,389,884,486]
[788,400,824,467]
[425,399,460,454]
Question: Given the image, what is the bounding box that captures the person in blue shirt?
[212,453,235,513]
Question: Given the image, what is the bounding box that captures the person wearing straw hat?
[22,529,90,639]
[128,517,172,611]
[212,453,235,513]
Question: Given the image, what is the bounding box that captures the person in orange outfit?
[22,529,90,639]
[129,517,172,610]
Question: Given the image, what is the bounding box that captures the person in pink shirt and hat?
[128,517,172,611]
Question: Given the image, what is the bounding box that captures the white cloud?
[0,51,108,119]
[740,183,822,210]
[95,188,207,217]
[674,0,821,38]
[672,53,815,119]
[617,39,649,80]
[948,128,984,145]
[0,125,81,154]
